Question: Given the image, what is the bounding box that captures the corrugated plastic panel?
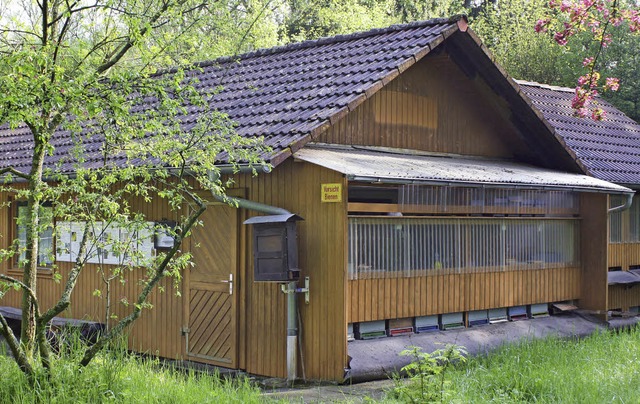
[295,144,631,193]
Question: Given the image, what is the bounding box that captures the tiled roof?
[0,16,465,174]
[518,80,640,187]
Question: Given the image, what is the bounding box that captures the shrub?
[391,344,467,403]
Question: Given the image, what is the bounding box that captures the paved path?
[261,379,397,403]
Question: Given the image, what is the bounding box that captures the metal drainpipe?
[207,169,299,384]
[286,281,297,385]
[609,192,634,213]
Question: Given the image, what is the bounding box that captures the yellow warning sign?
[321,183,342,203]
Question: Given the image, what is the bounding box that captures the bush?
[390,344,467,403]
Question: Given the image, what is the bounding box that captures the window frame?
[11,200,55,271]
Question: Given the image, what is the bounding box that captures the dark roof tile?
[519,81,640,186]
[0,16,464,173]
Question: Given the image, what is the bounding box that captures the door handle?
[220,274,233,295]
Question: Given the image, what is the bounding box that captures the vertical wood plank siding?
[0,184,184,359]
[606,195,640,311]
[608,285,640,311]
[318,53,521,159]
[607,240,640,312]
[347,268,581,322]
[232,160,347,381]
[608,243,640,270]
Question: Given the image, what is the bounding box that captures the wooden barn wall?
[0,185,184,360]
[608,243,640,270]
[608,285,640,311]
[607,242,640,311]
[232,160,347,381]
[347,268,580,323]
[318,53,517,159]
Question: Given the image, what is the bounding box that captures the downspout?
[207,169,299,385]
[608,192,634,213]
[207,169,289,215]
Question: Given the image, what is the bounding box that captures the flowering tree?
[535,0,639,119]
[0,0,269,383]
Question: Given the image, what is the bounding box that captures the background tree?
[470,0,583,86]
[535,0,640,119]
[278,0,467,42]
[0,0,267,381]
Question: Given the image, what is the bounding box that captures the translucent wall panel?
[348,217,580,279]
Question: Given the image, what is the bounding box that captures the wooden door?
[187,205,238,367]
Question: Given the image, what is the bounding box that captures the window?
[16,202,54,267]
[609,195,640,243]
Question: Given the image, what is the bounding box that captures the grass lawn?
[0,340,265,404]
[391,325,640,403]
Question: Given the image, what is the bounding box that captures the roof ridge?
[515,79,575,93]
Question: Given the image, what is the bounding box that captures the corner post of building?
[579,192,609,319]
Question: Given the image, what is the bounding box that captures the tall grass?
[426,326,640,402]
[0,333,264,404]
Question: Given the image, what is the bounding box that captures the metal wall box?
[155,220,177,249]
[631,306,640,314]
[354,320,386,340]
[414,315,439,333]
[244,214,303,282]
[508,306,528,321]
[440,312,464,330]
[468,310,489,326]
[529,303,549,318]
[387,317,413,336]
[489,308,508,323]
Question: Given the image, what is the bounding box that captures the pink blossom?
[535,19,550,33]
[582,57,595,67]
[605,77,620,91]
[554,31,569,45]
[574,108,588,118]
[591,108,605,120]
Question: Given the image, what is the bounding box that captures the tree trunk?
[21,126,48,360]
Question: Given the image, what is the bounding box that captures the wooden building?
[0,16,634,382]
[520,81,640,315]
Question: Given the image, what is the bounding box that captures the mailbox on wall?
[244,213,304,282]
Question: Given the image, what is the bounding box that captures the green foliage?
[391,344,467,403]
[391,0,467,24]
[598,23,640,121]
[0,330,264,403]
[470,0,583,86]
[280,0,394,42]
[389,327,640,403]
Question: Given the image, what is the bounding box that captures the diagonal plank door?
[187,205,238,367]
